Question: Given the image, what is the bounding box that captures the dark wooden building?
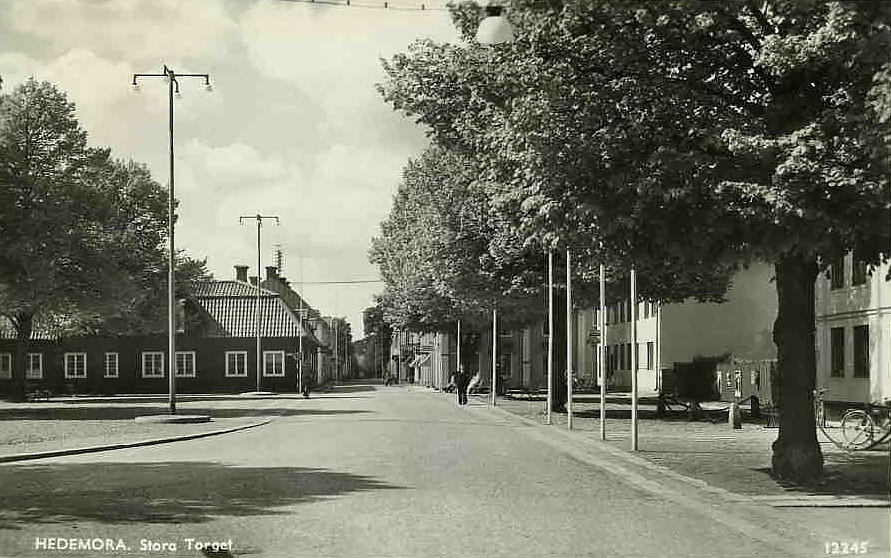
[0,269,321,395]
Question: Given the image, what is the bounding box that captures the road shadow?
[0,408,373,420]
[0,461,404,528]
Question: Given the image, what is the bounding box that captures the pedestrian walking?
[455,368,469,405]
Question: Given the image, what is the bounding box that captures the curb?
[0,418,273,464]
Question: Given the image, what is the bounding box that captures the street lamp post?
[239,214,280,393]
[132,65,211,415]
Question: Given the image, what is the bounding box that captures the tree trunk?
[9,312,33,403]
[771,253,823,482]
[551,288,567,412]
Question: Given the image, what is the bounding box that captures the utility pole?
[239,214,279,393]
[334,291,338,384]
[491,307,497,406]
[457,319,462,377]
[567,249,573,430]
[298,255,304,393]
[132,65,211,414]
[547,249,554,425]
[631,267,639,451]
[600,263,607,441]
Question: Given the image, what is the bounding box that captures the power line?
[301,279,384,284]
[256,0,451,11]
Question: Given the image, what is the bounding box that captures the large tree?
[379,1,891,481]
[0,79,208,400]
[369,145,578,378]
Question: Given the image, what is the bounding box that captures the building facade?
[0,265,325,395]
[573,262,778,394]
[815,254,890,404]
[388,258,889,406]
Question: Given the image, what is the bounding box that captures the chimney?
[235,265,248,283]
[266,266,278,281]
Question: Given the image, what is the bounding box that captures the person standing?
[455,368,469,405]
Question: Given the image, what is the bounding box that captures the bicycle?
[814,388,891,451]
[839,401,891,451]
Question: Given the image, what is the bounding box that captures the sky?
[0,0,460,339]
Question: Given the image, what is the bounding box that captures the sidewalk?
[418,386,889,504]
[0,397,288,460]
[498,394,889,501]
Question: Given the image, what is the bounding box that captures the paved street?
[0,383,887,557]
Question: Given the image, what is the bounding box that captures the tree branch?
[745,0,774,36]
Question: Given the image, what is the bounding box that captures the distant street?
[0,383,886,557]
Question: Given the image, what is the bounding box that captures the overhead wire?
[259,0,452,11]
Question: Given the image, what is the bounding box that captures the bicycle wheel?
[840,409,875,450]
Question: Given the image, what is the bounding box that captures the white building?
[575,262,778,394]
[815,254,890,404]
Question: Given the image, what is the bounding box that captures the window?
[226,351,247,377]
[830,257,844,290]
[64,353,87,379]
[0,353,11,379]
[175,351,196,378]
[853,325,869,378]
[852,249,868,286]
[26,353,43,379]
[618,343,625,370]
[830,327,845,378]
[264,350,285,377]
[646,342,654,370]
[141,352,164,378]
[105,353,119,378]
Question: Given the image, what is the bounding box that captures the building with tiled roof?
[0,264,330,396]
[191,280,278,298]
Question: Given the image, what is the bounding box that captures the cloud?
[184,140,288,183]
[239,1,459,139]
[3,0,238,63]
[0,0,458,337]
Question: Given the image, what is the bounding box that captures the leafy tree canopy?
[0,78,211,338]
[380,0,890,284]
